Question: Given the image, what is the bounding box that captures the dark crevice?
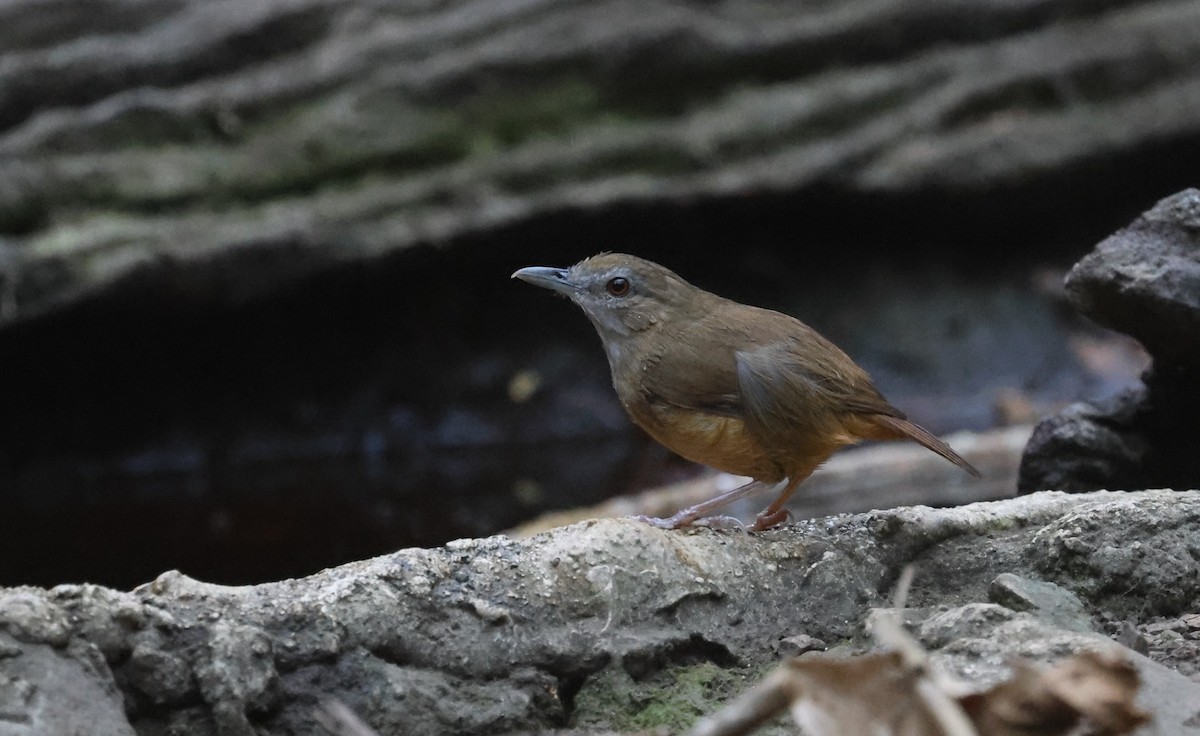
[366,640,412,670]
[429,0,1149,118]
[621,635,740,681]
[554,670,595,725]
[0,0,187,53]
[538,650,614,724]
[942,59,1199,129]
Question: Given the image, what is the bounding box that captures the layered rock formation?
[2,0,1200,321]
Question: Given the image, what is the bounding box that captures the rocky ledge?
[1,490,1198,735]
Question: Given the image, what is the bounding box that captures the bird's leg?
[750,475,807,531]
[632,478,777,530]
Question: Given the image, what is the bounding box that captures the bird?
[512,253,979,531]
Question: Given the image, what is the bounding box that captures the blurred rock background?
[0,0,1195,587]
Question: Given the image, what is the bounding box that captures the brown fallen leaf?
[687,650,974,736]
[690,647,1148,736]
[689,562,1148,736]
[784,652,961,736]
[961,650,1148,736]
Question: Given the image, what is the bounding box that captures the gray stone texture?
[1020,189,1200,493]
[0,0,1199,323]
[1,490,1197,734]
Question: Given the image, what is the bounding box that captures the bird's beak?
[511,266,579,296]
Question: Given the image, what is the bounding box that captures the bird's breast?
[624,399,785,483]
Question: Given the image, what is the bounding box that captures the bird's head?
[512,253,702,344]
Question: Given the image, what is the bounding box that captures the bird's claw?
[750,508,791,531]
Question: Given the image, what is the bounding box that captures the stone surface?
[0,490,1197,734]
[1135,615,1200,679]
[0,0,1199,323]
[0,633,134,736]
[905,608,1200,735]
[1066,189,1200,370]
[1020,189,1200,493]
[1028,491,1200,616]
[987,572,1093,632]
[1019,389,1149,493]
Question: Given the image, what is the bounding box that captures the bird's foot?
[750,508,791,531]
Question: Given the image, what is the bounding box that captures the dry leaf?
[783,653,951,736]
[688,652,969,736]
[689,568,1147,736]
[959,661,1076,736]
[688,647,1148,736]
[960,651,1148,736]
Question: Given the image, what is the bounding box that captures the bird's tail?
[869,415,981,477]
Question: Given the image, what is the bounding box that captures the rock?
[987,573,1093,633]
[1066,189,1200,370]
[0,633,134,736]
[1143,620,1187,635]
[0,589,71,647]
[0,1,1199,324]
[1018,389,1149,493]
[1135,615,1200,679]
[125,643,195,707]
[0,490,1197,734]
[1115,621,1151,656]
[1028,491,1200,617]
[916,603,1023,649]
[1020,189,1200,493]
[905,609,1200,734]
[775,634,827,658]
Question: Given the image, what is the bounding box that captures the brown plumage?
[514,253,979,531]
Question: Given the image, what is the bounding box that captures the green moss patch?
[570,661,780,733]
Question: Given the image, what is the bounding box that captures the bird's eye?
[606,276,631,297]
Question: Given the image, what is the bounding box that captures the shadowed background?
[0,0,1195,587]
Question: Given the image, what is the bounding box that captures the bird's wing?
[639,350,744,418]
[637,303,901,425]
[635,321,746,418]
[734,336,903,438]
